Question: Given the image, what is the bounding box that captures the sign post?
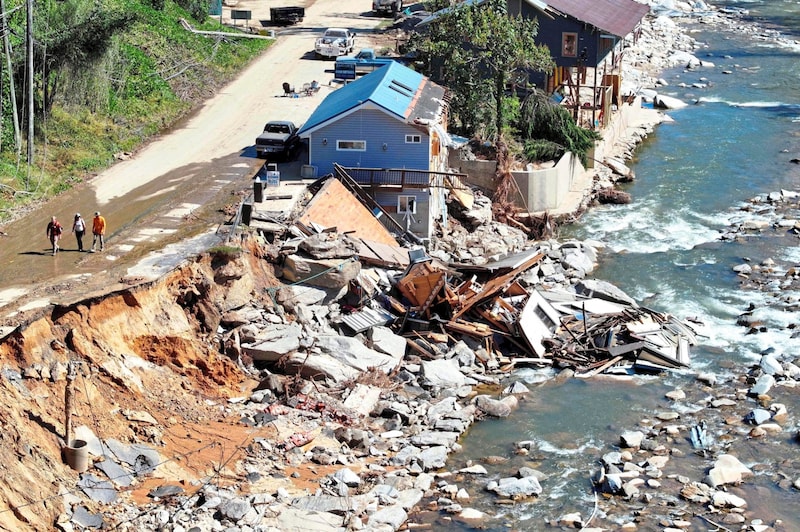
[230,9,252,29]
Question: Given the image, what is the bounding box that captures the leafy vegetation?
[518,90,602,167]
[409,0,553,140]
[0,0,270,221]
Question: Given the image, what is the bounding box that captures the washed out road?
[0,0,389,319]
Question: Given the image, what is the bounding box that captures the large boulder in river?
[653,93,688,109]
[486,476,542,499]
[705,454,753,488]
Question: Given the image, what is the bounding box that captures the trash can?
[253,179,264,203]
[241,203,252,226]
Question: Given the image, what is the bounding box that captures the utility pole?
[64,361,76,445]
[25,0,33,171]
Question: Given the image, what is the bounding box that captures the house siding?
[374,189,431,238]
[509,1,610,68]
[308,109,431,176]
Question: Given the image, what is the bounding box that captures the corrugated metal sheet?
[419,0,648,39]
[340,307,396,334]
[546,0,649,37]
[298,63,425,137]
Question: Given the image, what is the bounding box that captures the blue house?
[297,62,455,240]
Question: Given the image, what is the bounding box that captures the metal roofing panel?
[298,62,424,137]
[340,306,396,334]
[546,0,649,37]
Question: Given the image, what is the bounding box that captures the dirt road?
[0,0,391,320]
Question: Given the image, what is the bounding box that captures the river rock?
[558,512,583,527]
[474,395,515,417]
[749,374,775,396]
[416,446,449,470]
[458,507,484,519]
[620,430,645,448]
[263,508,344,531]
[241,322,302,362]
[744,408,771,425]
[368,504,407,530]
[333,468,362,487]
[665,388,686,400]
[712,490,747,508]
[653,93,688,109]
[697,372,717,386]
[421,358,467,387]
[759,354,784,375]
[680,481,713,503]
[486,476,543,498]
[220,498,252,522]
[368,325,407,359]
[459,464,488,475]
[705,454,753,487]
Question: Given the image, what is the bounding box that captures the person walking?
[46,216,63,256]
[91,211,106,252]
[72,213,87,252]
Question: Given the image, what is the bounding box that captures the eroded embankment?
[0,249,274,531]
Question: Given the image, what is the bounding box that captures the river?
[439,1,800,530]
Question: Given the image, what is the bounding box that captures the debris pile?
[244,174,697,378]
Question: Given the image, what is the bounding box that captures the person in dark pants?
[91,211,106,252]
[72,213,86,252]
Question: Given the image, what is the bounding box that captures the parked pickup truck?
[372,0,402,16]
[334,48,404,78]
[314,28,356,59]
[270,6,304,25]
[255,121,299,160]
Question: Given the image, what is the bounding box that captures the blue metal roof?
[297,62,425,137]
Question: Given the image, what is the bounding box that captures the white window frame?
[405,134,422,144]
[398,195,417,214]
[337,140,366,151]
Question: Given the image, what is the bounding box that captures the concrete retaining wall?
[447,96,654,213]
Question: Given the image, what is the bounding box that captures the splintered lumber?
[451,252,545,320]
[405,336,436,360]
[445,319,493,338]
[576,355,625,378]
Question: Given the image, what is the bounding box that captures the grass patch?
[0,0,272,223]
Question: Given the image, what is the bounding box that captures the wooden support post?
[64,361,76,445]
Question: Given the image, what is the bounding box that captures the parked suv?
[255,121,299,160]
[373,0,402,16]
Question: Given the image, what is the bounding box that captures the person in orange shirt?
[91,211,106,252]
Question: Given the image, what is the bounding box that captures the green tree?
[13,0,135,116]
[411,0,553,140]
[518,89,601,167]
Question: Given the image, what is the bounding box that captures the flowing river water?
[438,1,800,530]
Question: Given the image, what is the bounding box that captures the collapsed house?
[244,172,695,377]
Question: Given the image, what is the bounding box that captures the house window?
[405,134,421,144]
[600,35,615,56]
[562,32,578,57]
[337,140,366,151]
[398,195,416,214]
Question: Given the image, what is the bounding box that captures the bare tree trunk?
[0,0,21,157]
[26,0,33,176]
